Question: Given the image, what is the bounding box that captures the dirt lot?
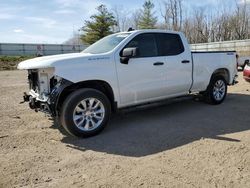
[0,70,249,188]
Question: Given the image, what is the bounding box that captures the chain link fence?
[0,43,87,56]
[1,39,250,56]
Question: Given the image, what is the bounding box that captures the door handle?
[153,62,164,66]
[182,60,190,64]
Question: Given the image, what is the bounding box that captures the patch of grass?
[0,55,35,71]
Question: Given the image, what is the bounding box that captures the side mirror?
[120,47,138,64]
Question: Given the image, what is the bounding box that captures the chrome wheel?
[213,80,226,101]
[73,98,105,131]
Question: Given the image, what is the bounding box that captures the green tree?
[138,0,157,29]
[81,5,116,44]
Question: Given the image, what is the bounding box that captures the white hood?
[17,53,93,70]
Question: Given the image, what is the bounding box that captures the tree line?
[81,0,250,44]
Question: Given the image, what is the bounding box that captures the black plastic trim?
[48,79,73,116]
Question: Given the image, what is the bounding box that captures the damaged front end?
[22,68,72,116]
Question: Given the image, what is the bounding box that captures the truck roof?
[124,29,182,35]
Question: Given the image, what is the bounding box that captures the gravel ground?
[0,70,249,188]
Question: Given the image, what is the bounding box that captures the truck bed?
[191,51,237,92]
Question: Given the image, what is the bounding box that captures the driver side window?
[125,33,158,58]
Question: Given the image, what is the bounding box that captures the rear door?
[156,33,193,95]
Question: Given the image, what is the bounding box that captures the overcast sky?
[0,0,248,44]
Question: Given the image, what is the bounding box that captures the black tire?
[203,76,227,105]
[60,88,111,137]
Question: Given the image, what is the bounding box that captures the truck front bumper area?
[22,79,73,116]
[23,92,53,115]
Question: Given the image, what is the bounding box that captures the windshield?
[82,33,130,54]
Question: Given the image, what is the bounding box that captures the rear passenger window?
[125,33,158,58]
[156,34,184,56]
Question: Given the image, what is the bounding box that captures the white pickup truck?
[18,30,238,137]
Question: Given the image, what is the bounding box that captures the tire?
[60,88,111,137]
[203,76,227,105]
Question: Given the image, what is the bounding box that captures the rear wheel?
[60,88,111,137]
[203,76,227,105]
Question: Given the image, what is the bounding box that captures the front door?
[115,33,167,107]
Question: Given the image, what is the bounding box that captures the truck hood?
[17,53,97,70]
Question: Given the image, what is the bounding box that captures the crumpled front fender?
[47,79,73,116]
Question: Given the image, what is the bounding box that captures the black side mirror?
[120,47,138,64]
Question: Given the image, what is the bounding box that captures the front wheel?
[60,89,111,137]
[203,76,227,105]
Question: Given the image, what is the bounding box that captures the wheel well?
[212,68,230,84]
[57,80,116,113]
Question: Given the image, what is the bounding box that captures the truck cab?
[18,30,238,137]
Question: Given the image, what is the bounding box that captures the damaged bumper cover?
[23,79,73,116]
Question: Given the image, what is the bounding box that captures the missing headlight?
[50,76,58,89]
